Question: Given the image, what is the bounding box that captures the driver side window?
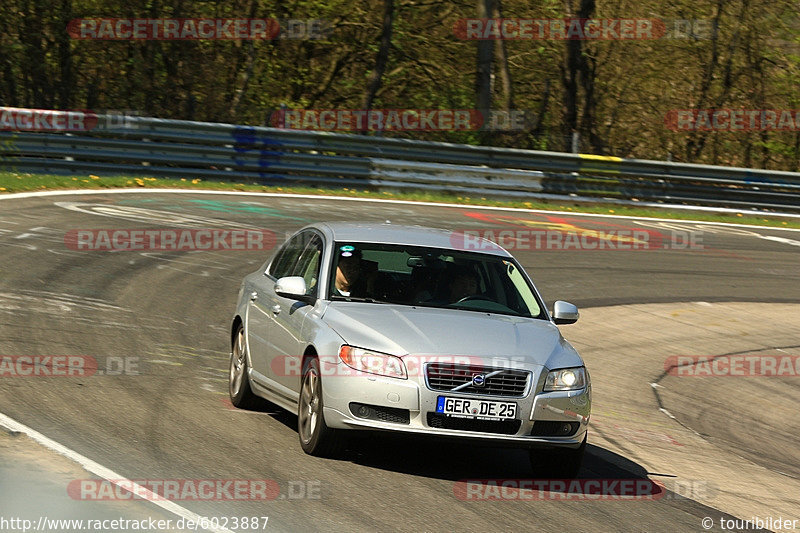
[292,234,323,297]
[268,232,307,279]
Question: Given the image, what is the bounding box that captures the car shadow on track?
[338,434,734,520]
[240,397,648,480]
[239,400,753,530]
[342,432,650,481]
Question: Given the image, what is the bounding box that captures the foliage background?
[1,0,799,169]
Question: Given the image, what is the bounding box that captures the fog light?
[349,402,411,424]
[530,421,580,436]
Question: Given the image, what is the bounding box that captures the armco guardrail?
[1,108,799,211]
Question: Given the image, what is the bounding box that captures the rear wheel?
[229,325,259,409]
[298,357,346,457]
[529,433,587,478]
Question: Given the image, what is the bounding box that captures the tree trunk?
[56,0,74,109]
[22,0,52,108]
[561,0,597,153]
[362,0,395,113]
[475,0,494,140]
[492,0,513,111]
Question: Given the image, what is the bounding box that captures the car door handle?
[271,305,281,315]
[250,291,258,301]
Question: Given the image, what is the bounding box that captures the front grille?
[349,402,410,424]
[427,413,521,435]
[425,363,530,397]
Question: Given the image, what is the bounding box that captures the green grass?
[1,170,798,229]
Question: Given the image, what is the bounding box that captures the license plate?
[436,396,517,420]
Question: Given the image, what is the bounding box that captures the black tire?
[229,324,259,409]
[529,433,587,478]
[298,357,346,457]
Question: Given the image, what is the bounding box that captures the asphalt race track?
[1,190,799,533]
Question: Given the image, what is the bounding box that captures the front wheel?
[229,325,259,409]
[529,433,587,478]
[298,357,346,457]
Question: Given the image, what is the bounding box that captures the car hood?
[322,302,583,370]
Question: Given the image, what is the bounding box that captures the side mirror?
[552,300,579,325]
[274,276,309,300]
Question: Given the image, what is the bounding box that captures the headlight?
[543,367,587,391]
[339,345,407,379]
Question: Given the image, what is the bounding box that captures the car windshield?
[328,242,545,319]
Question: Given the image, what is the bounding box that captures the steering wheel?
[455,295,494,304]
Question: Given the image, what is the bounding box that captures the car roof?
[310,221,512,257]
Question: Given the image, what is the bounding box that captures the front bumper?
[320,360,591,449]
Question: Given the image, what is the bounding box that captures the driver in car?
[447,268,480,303]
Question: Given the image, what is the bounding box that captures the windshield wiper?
[330,295,387,303]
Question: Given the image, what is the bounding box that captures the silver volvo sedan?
[229,222,590,477]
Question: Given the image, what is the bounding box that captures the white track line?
[0,411,235,533]
[759,235,800,247]
[1,187,799,232]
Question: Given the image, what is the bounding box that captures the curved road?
[1,191,799,532]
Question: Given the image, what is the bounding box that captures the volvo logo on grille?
[471,374,486,388]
